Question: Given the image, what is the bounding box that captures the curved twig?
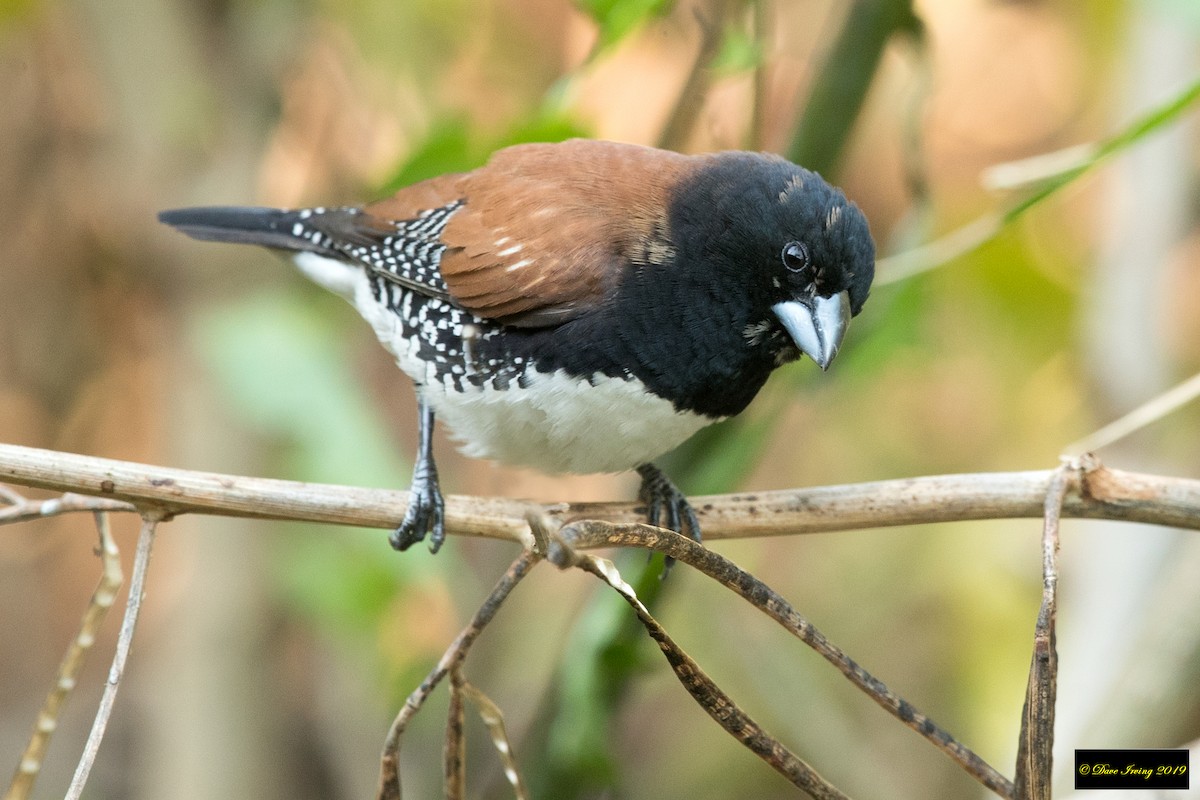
[1014,463,1069,798]
[557,521,1016,798]
[377,551,540,800]
[64,512,162,800]
[569,551,850,800]
[4,513,123,800]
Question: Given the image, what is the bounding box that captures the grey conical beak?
[772,291,851,371]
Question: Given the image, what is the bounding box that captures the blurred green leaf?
[195,289,439,650]
[970,234,1074,343]
[378,118,478,194]
[662,413,776,496]
[378,112,590,195]
[494,112,591,150]
[1163,0,1200,29]
[576,0,674,51]
[276,530,408,635]
[527,554,667,799]
[193,288,408,489]
[0,0,38,23]
[316,0,463,79]
[819,269,931,394]
[710,25,763,76]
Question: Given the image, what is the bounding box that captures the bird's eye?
[781,241,810,273]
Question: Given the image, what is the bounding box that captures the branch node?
[522,508,558,557]
[546,519,598,569]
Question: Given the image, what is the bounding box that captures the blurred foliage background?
[2,1,1199,798]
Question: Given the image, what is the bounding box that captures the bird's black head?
[667,152,875,370]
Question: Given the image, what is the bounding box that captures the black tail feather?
[158,206,321,253]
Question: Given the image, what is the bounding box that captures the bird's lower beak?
[772,291,851,371]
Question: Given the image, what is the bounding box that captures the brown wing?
[371,140,694,328]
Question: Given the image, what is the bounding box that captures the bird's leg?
[636,463,701,543]
[391,395,447,553]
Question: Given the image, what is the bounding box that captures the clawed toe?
[389,395,447,553]
[636,463,701,543]
[390,468,446,553]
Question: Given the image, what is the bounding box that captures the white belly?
[292,251,714,474]
[422,369,712,474]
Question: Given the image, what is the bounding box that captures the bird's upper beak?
[772,291,851,371]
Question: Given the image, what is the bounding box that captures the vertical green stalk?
[788,0,921,177]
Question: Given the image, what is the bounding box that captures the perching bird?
[160,139,875,553]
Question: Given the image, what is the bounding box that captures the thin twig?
[875,213,1002,284]
[4,513,124,800]
[559,521,1017,798]
[656,0,733,151]
[377,551,540,800]
[897,14,932,207]
[747,0,768,149]
[64,512,160,800]
[877,76,1200,283]
[1063,370,1200,456]
[445,671,466,800]
[0,488,135,525]
[1015,463,1069,799]
[3,445,1200,543]
[571,551,851,800]
[455,676,527,800]
[981,143,1098,191]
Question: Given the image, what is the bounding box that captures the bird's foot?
[636,463,701,543]
[390,462,446,553]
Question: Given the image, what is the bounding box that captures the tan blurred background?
[2,1,1199,798]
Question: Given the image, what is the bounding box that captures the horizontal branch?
[2,444,1198,545]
